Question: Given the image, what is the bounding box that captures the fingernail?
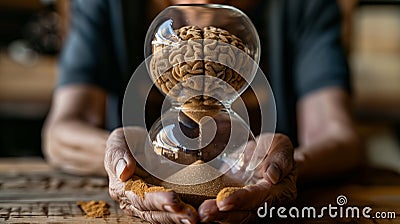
[200,208,211,222]
[180,218,191,224]
[201,216,209,222]
[219,204,234,211]
[116,159,127,179]
[163,205,174,212]
[202,208,211,215]
[266,164,281,184]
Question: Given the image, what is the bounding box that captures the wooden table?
[0,157,399,223]
[0,157,144,223]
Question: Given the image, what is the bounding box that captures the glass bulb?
[130,4,267,205]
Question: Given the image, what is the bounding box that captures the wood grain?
[0,158,147,223]
[0,158,399,223]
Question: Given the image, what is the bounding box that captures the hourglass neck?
[172,102,230,111]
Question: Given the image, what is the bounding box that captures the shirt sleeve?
[292,0,350,98]
[57,0,119,92]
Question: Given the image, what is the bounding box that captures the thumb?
[115,156,136,182]
[105,128,136,181]
[260,133,294,184]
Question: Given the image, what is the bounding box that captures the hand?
[42,85,110,176]
[198,133,297,223]
[104,127,199,224]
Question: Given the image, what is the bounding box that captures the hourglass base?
[146,106,257,190]
[162,177,243,208]
[151,160,244,207]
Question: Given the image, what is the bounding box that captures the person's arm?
[295,87,363,182]
[43,85,109,175]
[42,0,117,176]
[292,0,363,181]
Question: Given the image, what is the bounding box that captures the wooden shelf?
[351,5,400,120]
[0,52,57,102]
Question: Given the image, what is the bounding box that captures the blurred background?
[0,0,68,156]
[0,0,399,172]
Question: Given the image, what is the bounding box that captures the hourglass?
[141,4,264,205]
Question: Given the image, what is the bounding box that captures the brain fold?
[150,25,252,105]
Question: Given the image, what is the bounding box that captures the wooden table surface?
[0,157,399,223]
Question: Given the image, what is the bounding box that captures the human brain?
[150,26,252,106]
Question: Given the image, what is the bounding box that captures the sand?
[125,177,171,199]
[216,186,243,202]
[77,200,110,218]
[181,103,223,124]
[160,160,243,207]
[125,161,243,207]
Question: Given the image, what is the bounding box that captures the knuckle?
[122,204,139,217]
[119,199,128,210]
[272,134,294,156]
[105,142,125,157]
[104,146,127,174]
[104,143,113,156]
[43,146,58,166]
[160,191,178,202]
[108,188,119,201]
[132,198,147,211]
[273,133,291,145]
[142,212,158,223]
[122,207,135,217]
[272,152,293,173]
[107,129,126,150]
[104,149,116,173]
[44,153,57,167]
[109,127,125,139]
[104,151,112,169]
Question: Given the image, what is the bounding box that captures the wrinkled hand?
[104,127,198,224]
[198,133,297,223]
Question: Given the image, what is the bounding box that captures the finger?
[217,173,297,211]
[216,180,272,211]
[104,128,137,181]
[113,179,198,222]
[198,199,219,222]
[260,133,294,184]
[108,176,125,202]
[49,143,106,175]
[47,135,105,166]
[61,160,104,175]
[126,190,194,214]
[119,127,148,179]
[199,199,256,223]
[123,203,198,224]
[122,193,198,224]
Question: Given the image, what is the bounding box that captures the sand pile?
[125,161,244,207]
[124,177,171,199]
[216,186,242,202]
[77,200,110,218]
[160,160,243,207]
